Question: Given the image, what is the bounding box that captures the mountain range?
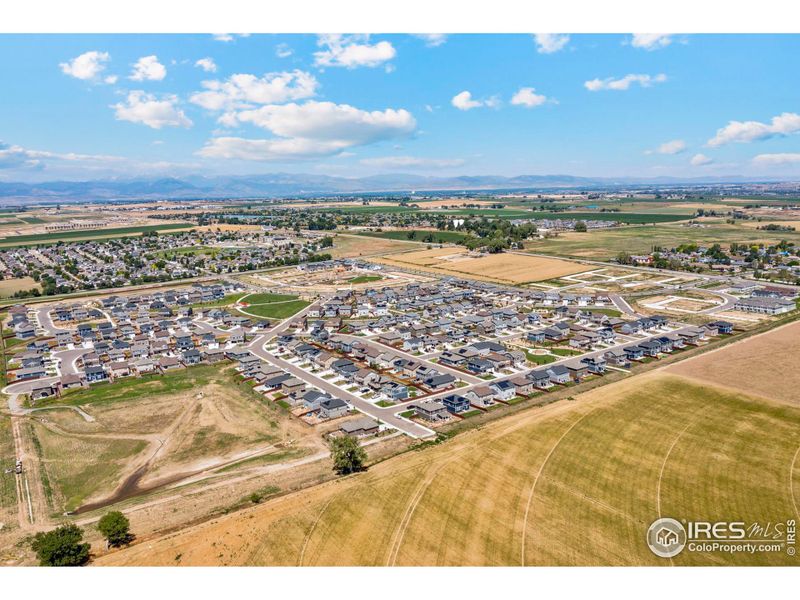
[0,172,794,203]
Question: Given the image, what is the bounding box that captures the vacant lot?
[668,319,800,405]
[329,233,419,259]
[26,366,317,513]
[0,223,195,248]
[98,366,800,566]
[0,277,40,298]
[378,248,590,284]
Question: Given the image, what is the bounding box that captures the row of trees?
[31,511,132,566]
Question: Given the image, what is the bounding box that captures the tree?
[574,220,588,233]
[97,511,133,547]
[31,524,90,566]
[330,435,367,475]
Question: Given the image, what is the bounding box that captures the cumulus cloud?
[212,33,250,42]
[510,87,549,108]
[112,91,192,129]
[60,51,111,81]
[360,155,465,169]
[190,70,318,111]
[451,90,499,111]
[690,153,713,166]
[646,139,686,155]
[630,34,673,50]
[195,57,217,73]
[752,153,800,165]
[129,55,167,81]
[314,34,396,69]
[415,34,447,47]
[276,43,293,58]
[198,100,415,161]
[584,73,667,91]
[533,34,570,54]
[707,112,800,147]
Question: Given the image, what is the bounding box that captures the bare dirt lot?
[667,319,800,406]
[0,277,40,298]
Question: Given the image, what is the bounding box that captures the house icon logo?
[647,518,687,558]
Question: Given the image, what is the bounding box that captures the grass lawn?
[38,365,224,407]
[375,400,394,407]
[525,351,556,365]
[191,292,249,309]
[348,275,384,284]
[240,292,298,304]
[103,372,800,566]
[239,300,310,319]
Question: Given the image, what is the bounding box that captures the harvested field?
[97,368,800,566]
[0,277,40,298]
[667,319,800,406]
[377,248,590,284]
[329,234,419,259]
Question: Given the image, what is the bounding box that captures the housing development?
[1,30,799,575]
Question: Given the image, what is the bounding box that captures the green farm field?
[525,220,800,260]
[0,223,194,248]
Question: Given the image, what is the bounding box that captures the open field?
[667,319,800,405]
[0,416,18,537]
[0,223,194,248]
[0,277,40,298]
[25,365,318,513]
[329,233,420,259]
[97,364,800,566]
[524,221,800,260]
[239,292,298,304]
[375,247,590,284]
[238,299,310,319]
[355,230,469,243]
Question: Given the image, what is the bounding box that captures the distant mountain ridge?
[0,172,794,203]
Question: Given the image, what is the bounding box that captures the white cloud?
[584,73,667,91]
[451,90,499,111]
[276,43,293,58]
[415,34,447,47]
[360,156,465,169]
[104,75,118,85]
[190,70,318,111]
[195,57,217,73]
[752,153,800,165]
[212,33,250,42]
[646,139,686,155]
[533,34,570,54]
[0,140,122,171]
[59,51,110,81]
[690,153,713,166]
[510,87,549,108]
[707,112,800,147]
[314,34,396,69]
[198,100,416,161]
[630,34,673,50]
[129,55,167,81]
[112,91,192,129]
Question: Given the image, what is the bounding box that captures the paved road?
[2,346,92,396]
[334,333,485,386]
[691,288,739,314]
[33,306,69,336]
[609,293,640,317]
[249,344,435,439]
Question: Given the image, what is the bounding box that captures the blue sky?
[1,33,800,181]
